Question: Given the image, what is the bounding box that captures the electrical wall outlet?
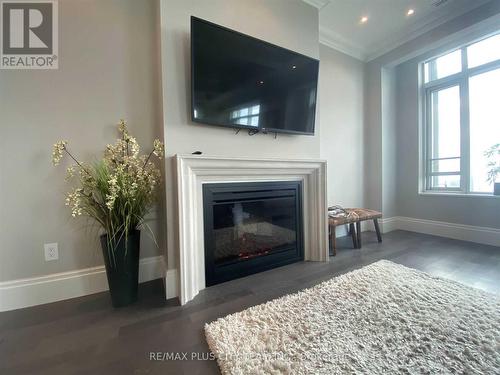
[44,243,59,261]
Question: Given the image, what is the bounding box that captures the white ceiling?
[305,0,491,61]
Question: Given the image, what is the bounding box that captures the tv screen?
[191,17,319,135]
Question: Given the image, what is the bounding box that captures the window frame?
[421,33,500,195]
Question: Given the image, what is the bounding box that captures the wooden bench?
[328,208,382,256]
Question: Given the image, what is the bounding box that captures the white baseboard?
[379,217,399,233]
[0,255,165,312]
[380,216,500,247]
[3,216,496,312]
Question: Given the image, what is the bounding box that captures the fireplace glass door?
[213,196,297,264]
[203,181,303,286]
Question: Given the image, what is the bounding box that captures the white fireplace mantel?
[174,154,328,305]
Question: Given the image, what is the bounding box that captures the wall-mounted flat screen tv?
[191,17,319,135]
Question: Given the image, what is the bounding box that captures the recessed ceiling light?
[292,65,297,69]
[360,16,368,23]
[407,9,415,16]
[259,80,264,84]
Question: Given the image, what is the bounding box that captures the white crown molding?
[319,25,366,61]
[379,217,500,247]
[0,255,165,312]
[318,0,491,62]
[364,0,491,61]
[175,154,328,305]
[302,0,330,10]
[383,14,500,68]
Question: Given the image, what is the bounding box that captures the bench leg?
[356,221,361,248]
[329,225,337,256]
[349,223,357,249]
[374,218,382,242]
[328,225,331,254]
[331,226,336,256]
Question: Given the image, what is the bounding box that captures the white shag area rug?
[205,260,500,374]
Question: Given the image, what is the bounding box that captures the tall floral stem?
[63,147,86,171]
[142,150,154,169]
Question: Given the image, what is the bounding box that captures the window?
[230,104,260,127]
[422,33,500,194]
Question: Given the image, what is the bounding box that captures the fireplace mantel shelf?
[176,154,328,163]
[173,154,328,305]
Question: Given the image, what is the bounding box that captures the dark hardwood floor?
[1,230,499,375]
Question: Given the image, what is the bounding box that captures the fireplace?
[172,155,327,304]
[203,181,303,286]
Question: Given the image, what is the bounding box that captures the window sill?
[419,191,500,199]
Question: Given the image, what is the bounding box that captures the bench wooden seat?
[328,208,382,256]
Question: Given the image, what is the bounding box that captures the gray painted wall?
[160,0,321,270]
[394,54,500,229]
[2,0,497,286]
[363,62,383,213]
[381,68,397,218]
[319,45,365,211]
[0,0,163,281]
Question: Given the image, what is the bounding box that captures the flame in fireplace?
[236,233,271,260]
[238,249,270,260]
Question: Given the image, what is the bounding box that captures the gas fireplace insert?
[203,181,303,286]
